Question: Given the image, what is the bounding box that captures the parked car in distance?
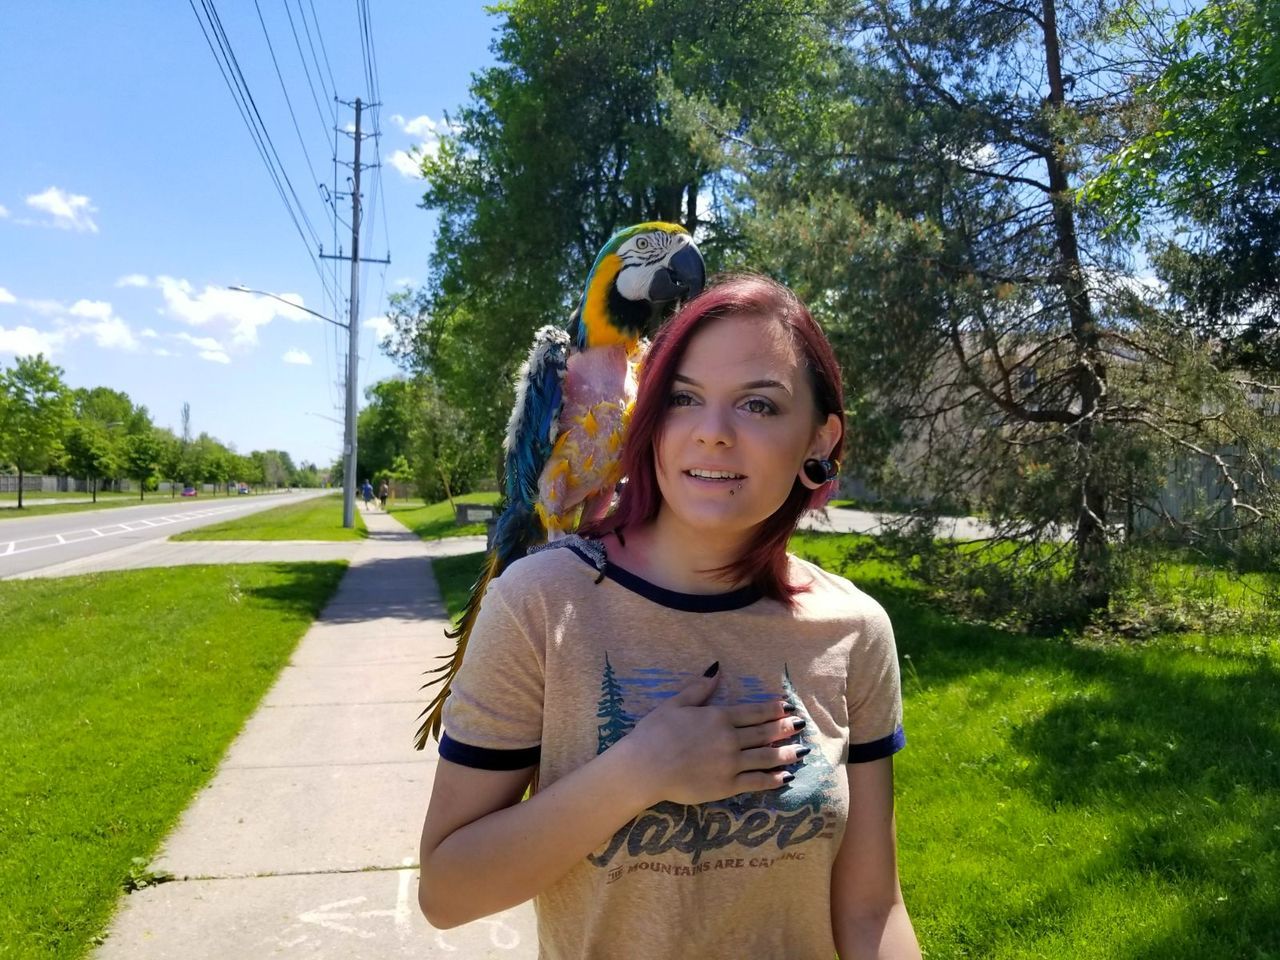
[181,486,197,497]
[237,484,250,495]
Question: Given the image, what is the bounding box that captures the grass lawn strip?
[790,532,1280,959]
[171,493,366,541]
[433,534,1280,957]
[0,496,203,522]
[0,562,347,959]
[389,492,500,541]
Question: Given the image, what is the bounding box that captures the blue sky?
[0,2,500,468]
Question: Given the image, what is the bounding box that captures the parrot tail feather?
[413,501,543,751]
[413,549,500,750]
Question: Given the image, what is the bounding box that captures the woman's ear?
[810,413,842,462]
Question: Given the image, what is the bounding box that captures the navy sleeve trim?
[846,726,906,763]
[439,733,541,770]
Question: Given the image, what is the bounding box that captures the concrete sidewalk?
[94,511,536,958]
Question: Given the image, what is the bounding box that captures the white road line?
[0,499,286,560]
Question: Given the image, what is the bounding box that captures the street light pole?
[227,286,349,329]
[225,283,355,525]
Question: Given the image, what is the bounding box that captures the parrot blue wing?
[502,325,572,515]
[414,325,570,748]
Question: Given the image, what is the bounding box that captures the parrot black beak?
[648,241,706,304]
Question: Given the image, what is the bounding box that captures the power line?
[187,0,331,296]
[202,0,325,251]
[281,0,335,139]
[252,0,332,242]
[306,0,340,110]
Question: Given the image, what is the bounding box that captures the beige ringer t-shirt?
[438,538,906,960]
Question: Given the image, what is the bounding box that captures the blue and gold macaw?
[414,222,705,747]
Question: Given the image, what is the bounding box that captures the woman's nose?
[693,405,734,447]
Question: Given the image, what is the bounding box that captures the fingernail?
[781,773,795,784]
[796,747,812,759]
[782,701,797,714]
[703,661,720,677]
[792,718,807,731]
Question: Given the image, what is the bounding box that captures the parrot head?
[572,221,706,351]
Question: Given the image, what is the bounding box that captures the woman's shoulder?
[492,535,606,597]
[784,553,891,626]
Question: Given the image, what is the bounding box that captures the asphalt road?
[0,490,329,579]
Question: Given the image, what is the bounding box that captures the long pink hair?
[584,273,845,606]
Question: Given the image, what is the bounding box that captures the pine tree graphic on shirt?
[706,668,838,818]
[596,652,636,752]
[588,656,841,869]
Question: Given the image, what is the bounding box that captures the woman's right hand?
[617,663,809,808]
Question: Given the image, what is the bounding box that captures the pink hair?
[584,273,845,606]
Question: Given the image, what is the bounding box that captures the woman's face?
[653,314,840,538]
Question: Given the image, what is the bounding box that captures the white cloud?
[282,348,313,365]
[364,314,394,341]
[69,299,113,321]
[389,149,425,178]
[0,203,8,218]
[0,295,138,353]
[155,276,318,346]
[25,186,99,233]
[172,333,231,365]
[152,347,175,357]
[175,331,226,352]
[391,113,438,137]
[116,273,150,288]
[0,324,66,356]
[66,299,139,351]
[23,298,65,317]
[141,327,158,338]
[387,112,452,179]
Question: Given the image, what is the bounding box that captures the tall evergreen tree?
[596,654,636,752]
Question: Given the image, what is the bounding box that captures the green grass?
[170,494,366,541]
[0,562,347,959]
[430,552,490,625]
[433,534,1280,956]
[789,532,1280,959]
[0,497,160,521]
[389,491,500,540]
[0,491,133,502]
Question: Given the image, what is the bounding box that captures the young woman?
[418,274,920,959]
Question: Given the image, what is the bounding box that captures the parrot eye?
[635,237,650,251]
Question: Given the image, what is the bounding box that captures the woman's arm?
[831,757,921,960]
[419,671,801,928]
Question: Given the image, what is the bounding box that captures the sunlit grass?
[171,493,366,541]
[390,491,501,540]
[0,562,347,959]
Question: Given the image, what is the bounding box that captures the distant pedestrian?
[361,479,374,511]
[378,480,390,511]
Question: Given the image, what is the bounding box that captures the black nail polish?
[782,702,797,714]
[781,773,795,784]
[792,718,807,731]
[796,747,812,759]
[703,661,720,677]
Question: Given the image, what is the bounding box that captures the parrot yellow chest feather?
[536,342,638,537]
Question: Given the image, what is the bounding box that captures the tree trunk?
[92,477,97,503]
[1042,0,1110,610]
[17,467,23,509]
[440,465,455,510]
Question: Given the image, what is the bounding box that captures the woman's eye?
[669,391,696,407]
[742,398,776,415]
